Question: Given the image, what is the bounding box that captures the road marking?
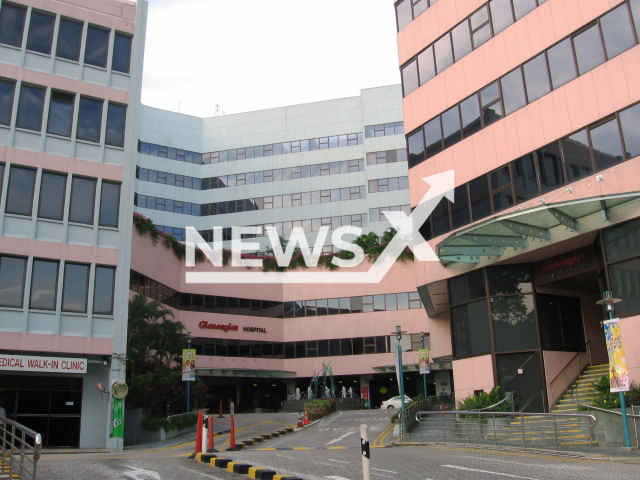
[451,456,589,470]
[441,465,540,479]
[277,455,296,459]
[328,459,350,464]
[327,446,347,450]
[371,425,394,448]
[123,466,161,480]
[326,431,356,445]
[178,466,225,480]
[315,462,345,468]
[324,476,352,480]
[371,468,397,474]
[371,473,393,478]
[292,447,310,450]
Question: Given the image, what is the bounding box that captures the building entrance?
[0,375,83,448]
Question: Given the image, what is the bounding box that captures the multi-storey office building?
[132,87,453,411]
[396,0,640,411]
[0,0,146,448]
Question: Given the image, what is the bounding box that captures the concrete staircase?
[551,364,608,415]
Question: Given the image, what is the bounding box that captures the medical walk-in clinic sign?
[0,354,87,374]
[603,319,631,393]
[184,172,455,284]
[182,349,196,381]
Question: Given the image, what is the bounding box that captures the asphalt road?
[35,411,640,480]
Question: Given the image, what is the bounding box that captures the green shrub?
[141,414,198,433]
[304,399,336,419]
[390,394,425,424]
[590,375,640,410]
[456,387,515,418]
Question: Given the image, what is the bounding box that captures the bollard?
[297,413,303,428]
[304,409,309,425]
[219,399,224,418]
[208,414,216,452]
[195,410,204,455]
[361,424,371,480]
[229,413,236,449]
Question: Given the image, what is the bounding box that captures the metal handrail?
[417,410,598,428]
[569,384,640,418]
[398,399,428,439]
[167,409,208,423]
[547,341,591,408]
[1,415,42,480]
[471,392,514,411]
[547,341,591,386]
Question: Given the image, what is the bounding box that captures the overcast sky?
[141,0,401,117]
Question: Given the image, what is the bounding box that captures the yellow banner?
[603,319,630,393]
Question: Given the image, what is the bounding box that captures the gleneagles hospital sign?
[198,322,267,333]
[184,172,454,285]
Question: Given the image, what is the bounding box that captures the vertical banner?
[419,349,430,374]
[361,386,369,400]
[109,397,124,438]
[603,319,630,393]
[182,349,196,381]
[394,348,402,395]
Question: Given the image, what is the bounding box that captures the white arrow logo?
[185,170,454,284]
[123,466,161,480]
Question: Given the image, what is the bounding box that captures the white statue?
[341,386,347,398]
[308,386,313,400]
[348,387,358,398]
[325,386,330,398]
[295,388,301,400]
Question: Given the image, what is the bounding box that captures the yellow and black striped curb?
[238,427,295,449]
[195,452,303,480]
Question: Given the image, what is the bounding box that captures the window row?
[395,0,437,31]
[0,256,115,314]
[370,205,412,223]
[401,0,548,95]
[136,159,365,191]
[134,186,367,217]
[190,335,391,359]
[368,176,409,193]
[407,1,640,169]
[2,164,120,227]
[364,122,404,138]
[420,101,640,239]
[366,148,407,165]
[603,218,640,317]
[0,1,132,73]
[137,132,364,166]
[130,270,422,317]
[0,80,127,146]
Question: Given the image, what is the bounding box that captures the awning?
[436,193,640,265]
[195,368,297,377]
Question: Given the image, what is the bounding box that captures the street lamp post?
[186,331,192,414]
[420,332,427,400]
[596,291,632,448]
[392,326,407,434]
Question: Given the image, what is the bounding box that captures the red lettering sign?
[198,321,239,332]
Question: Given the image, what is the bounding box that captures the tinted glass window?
[38,172,66,220]
[105,103,126,147]
[441,106,461,148]
[604,218,640,262]
[608,258,640,315]
[600,5,635,60]
[29,260,58,310]
[573,25,605,75]
[424,117,443,158]
[451,184,470,229]
[0,3,26,47]
[402,60,419,96]
[434,34,453,73]
[68,177,96,224]
[0,256,26,307]
[631,0,640,39]
[56,19,82,61]
[26,11,54,54]
[452,300,492,357]
[501,68,527,115]
[619,104,640,159]
[547,39,577,89]
[536,143,565,193]
[84,26,109,68]
[6,167,35,216]
[452,21,472,61]
[512,154,538,203]
[0,80,15,125]
[62,263,89,312]
[418,46,436,85]
[590,118,624,172]
[460,94,481,138]
[99,182,120,227]
[431,198,450,237]
[523,53,550,103]
[492,187,513,213]
[16,85,45,131]
[112,33,132,73]
[490,0,514,35]
[562,129,593,183]
[513,0,537,20]
[469,175,491,221]
[47,92,74,137]
[396,0,413,31]
[407,130,425,168]
[93,266,115,315]
[488,264,533,296]
[76,97,102,143]
[496,352,544,412]
[492,295,537,352]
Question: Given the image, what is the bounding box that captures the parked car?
[381,395,412,409]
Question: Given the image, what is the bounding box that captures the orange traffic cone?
[297,413,303,428]
[304,409,309,425]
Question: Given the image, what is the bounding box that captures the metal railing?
[167,409,208,424]
[547,341,592,408]
[472,392,514,411]
[398,397,456,439]
[0,416,42,480]
[415,411,597,453]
